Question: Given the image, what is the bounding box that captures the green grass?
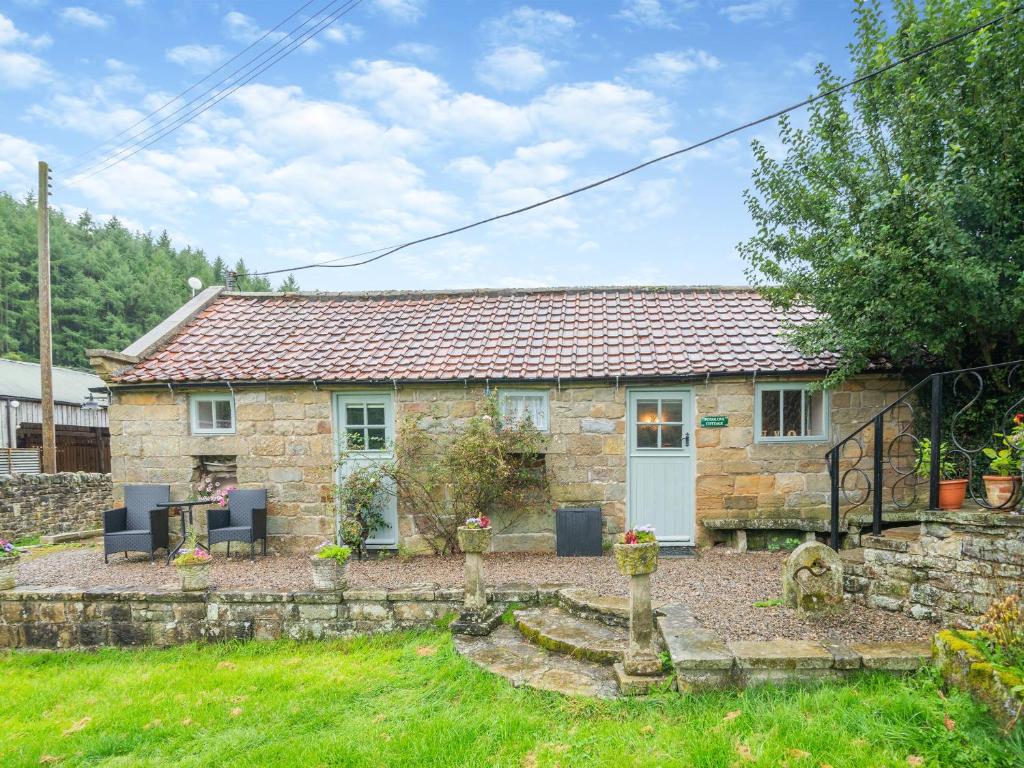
[1,632,1021,767]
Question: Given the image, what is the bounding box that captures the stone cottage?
[87,286,903,553]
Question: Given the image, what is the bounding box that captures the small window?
[344,402,388,450]
[635,397,686,449]
[755,383,828,442]
[499,389,549,432]
[190,393,235,435]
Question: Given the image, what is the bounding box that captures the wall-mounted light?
[8,400,19,410]
[81,394,102,411]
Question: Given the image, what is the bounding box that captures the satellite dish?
[187,277,203,291]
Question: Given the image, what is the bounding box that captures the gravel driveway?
[16,543,936,643]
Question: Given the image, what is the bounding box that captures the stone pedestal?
[782,541,843,615]
[613,542,663,676]
[452,526,500,636]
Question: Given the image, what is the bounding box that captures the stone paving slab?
[514,606,627,664]
[851,641,932,671]
[728,639,834,670]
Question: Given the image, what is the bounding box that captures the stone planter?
[310,556,348,592]
[175,561,211,592]
[982,475,1021,509]
[613,542,658,577]
[0,555,18,591]
[457,526,492,554]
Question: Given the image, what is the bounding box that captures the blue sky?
[0,1,870,291]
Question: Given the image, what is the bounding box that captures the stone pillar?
[614,541,663,676]
[463,550,486,611]
[451,525,501,636]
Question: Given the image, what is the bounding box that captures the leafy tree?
[278,274,300,292]
[740,0,1024,386]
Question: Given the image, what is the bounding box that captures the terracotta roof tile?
[112,286,837,384]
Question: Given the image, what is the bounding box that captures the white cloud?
[789,51,821,76]
[483,6,576,47]
[208,184,250,210]
[324,22,363,44]
[721,0,796,23]
[28,92,144,138]
[372,0,426,24]
[476,46,550,92]
[0,133,42,193]
[166,44,226,72]
[0,12,51,49]
[615,0,694,30]
[391,42,437,62]
[59,6,110,29]
[628,50,721,85]
[223,11,267,43]
[0,50,50,87]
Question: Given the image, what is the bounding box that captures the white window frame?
[754,382,829,443]
[498,389,550,432]
[189,392,236,435]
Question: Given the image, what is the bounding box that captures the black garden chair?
[103,484,170,563]
[206,489,268,560]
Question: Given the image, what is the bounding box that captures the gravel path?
[16,543,936,643]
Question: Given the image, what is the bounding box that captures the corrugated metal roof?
[0,358,107,404]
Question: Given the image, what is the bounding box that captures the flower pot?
[613,541,658,577]
[0,555,18,591]
[983,476,1021,509]
[457,526,492,554]
[175,561,211,592]
[938,479,969,511]
[310,556,348,591]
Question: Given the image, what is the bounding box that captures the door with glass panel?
[627,389,695,544]
[333,392,397,547]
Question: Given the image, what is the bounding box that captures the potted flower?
[172,533,213,591]
[916,439,967,511]
[982,413,1024,509]
[613,525,658,577]
[456,515,492,554]
[310,541,352,591]
[0,538,19,591]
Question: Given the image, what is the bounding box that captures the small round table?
[159,499,216,563]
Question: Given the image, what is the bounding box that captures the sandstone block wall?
[0,473,111,541]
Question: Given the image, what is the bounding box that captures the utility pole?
[37,161,56,474]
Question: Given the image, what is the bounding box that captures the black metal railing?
[826,360,1024,548]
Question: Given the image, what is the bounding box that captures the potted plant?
[172,533,213,592]
[982,413,1024,509]
[456,515,492,554]
[0,538,19,591]
[916,439,967,511]
[310,541,352,591]
[613,525,658,577]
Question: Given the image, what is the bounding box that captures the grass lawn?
[1,632,1020,767]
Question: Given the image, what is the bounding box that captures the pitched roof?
[110,286,838,384]
[0,358,108,405]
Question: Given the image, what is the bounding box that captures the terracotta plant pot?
[457,526,492,554]
[982,476,1021,509]
[175,561,211,592]
[310,556,348,591]
[0,555,18,591]
[938,479,969,511]
[613,541,658,577]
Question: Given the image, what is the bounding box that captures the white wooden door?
[627,389,695,544]
[334,392,397,547]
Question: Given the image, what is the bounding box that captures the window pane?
[760,390,781,437]
[806,390,825,436]
[661,425,682,448]
[636,400,659,424]
[783,390,803,436]
[366,406,385,426]
[346,406,364,427]
[523,396,546,428]
[367,428,386,449]
[196,400,214,430]
[660,399,682,423]
[346,428,366,449]
[214,400,233,429]
[637,424,658,448]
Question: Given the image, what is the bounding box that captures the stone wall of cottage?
[107,374,904,553]
[0,472,112,541]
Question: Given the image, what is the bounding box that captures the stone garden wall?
[844,511,1024,627]
[0,472,111,541]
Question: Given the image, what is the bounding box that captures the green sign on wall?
[700,415,729,428]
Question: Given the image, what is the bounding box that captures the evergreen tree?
[278,274,300,292]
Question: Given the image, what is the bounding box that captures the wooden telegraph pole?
[37,161,56,474]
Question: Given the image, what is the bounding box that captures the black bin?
[555,507,603,557]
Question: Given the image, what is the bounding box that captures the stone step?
[558,587,630,627]
[454,624,619,698]
[514,606,628,664]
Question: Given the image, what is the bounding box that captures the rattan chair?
[103,485,170,563]
[206,489,268,560]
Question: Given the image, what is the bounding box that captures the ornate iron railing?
[826,361,1024,548]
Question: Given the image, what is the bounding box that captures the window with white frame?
[189,393,235,434]
[755,383,828,442]
[499,389,549,431]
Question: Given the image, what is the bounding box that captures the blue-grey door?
[627,389,695,544]
[333,392,397,547]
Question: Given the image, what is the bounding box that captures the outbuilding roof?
[0,358,108,405]
[108,286,838,385]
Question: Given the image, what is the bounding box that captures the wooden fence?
[17,424,111,473]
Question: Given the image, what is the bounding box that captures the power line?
[66,0,363,183]
[63,0,321,175]
[250,3,1022,278]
